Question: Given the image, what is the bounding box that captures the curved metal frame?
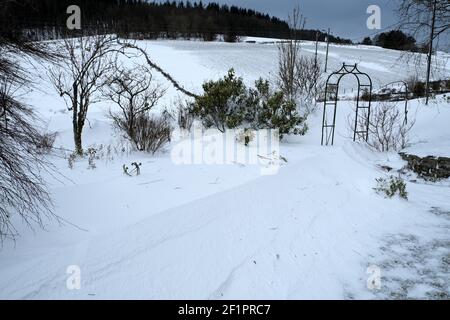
[379,81,409,125]
[321,63,373,146]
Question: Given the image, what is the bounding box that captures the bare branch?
[120,42,198,99]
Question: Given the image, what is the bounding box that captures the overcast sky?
[199,0,399,41]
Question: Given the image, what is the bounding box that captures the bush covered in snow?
[248,78,308,138]
[191,69,308,139]
[191,69,247,132]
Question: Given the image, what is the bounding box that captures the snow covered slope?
[0,39,449,299]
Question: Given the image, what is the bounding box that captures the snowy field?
[0,38,449,299]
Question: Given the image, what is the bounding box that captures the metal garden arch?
[321,63,373,146]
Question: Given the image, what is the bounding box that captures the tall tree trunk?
[72,85,83,155]
[74,128,83,155]
[72,107,83,155]
[75,108,85,156]
[425,0,437,105]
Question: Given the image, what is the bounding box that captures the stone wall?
[400,153,450,180]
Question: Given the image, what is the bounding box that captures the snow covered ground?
[0,39,449,299]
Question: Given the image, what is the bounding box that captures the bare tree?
[352,101,415,152]
[397,0,450,104]
[277,6,305,101]
[0,1,58,239]
[49,35,119,155]
[295,55,323,114]
[399,0,449,42]
[104,65,166,148]
[277,6,323,114]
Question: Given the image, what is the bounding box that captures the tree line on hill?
[5,0,352,43]
[361,30,426,52]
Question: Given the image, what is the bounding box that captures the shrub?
[362,37,373,45]
[224,31,239,43]
[405,76,417,95]
[132,113,173,154]
[445,80,450,90]
[66,143,132,169]
[191,69,247,132]
[176,99,195,131]
[405,76,426,98]
[277,38,322,114]
[374,176,408,200]
[361,88,371,101]
[431,81,441,92]
[413,81,426,97]
[192,71,308,139]
[67,152,76,169]
[37,131,57,154]
[295,56,323,114]
[106,66,165,148]
[354,101,414,152]
[249,79,308,138]
[85,147,98,170]
[191,70,308,138]
[112,111,172,154]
